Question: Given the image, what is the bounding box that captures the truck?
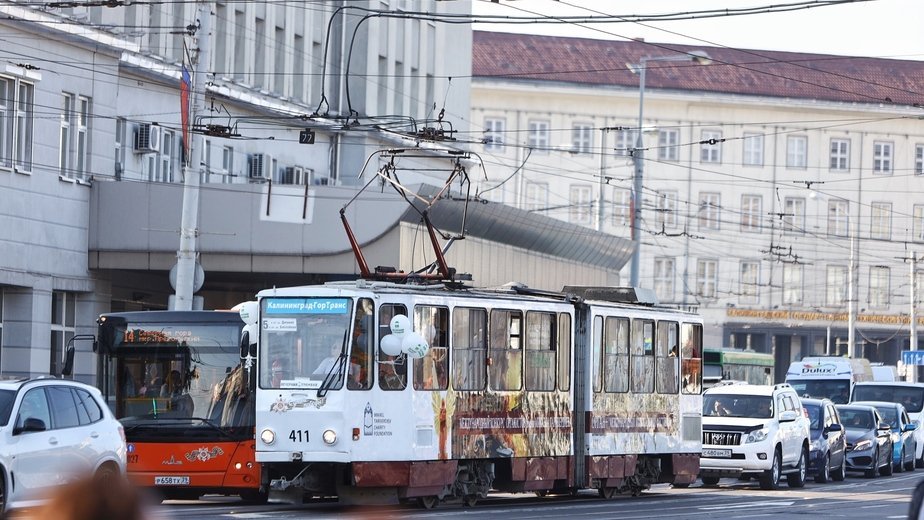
[784,357,873,404]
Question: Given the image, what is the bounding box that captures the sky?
[471,0,924,61]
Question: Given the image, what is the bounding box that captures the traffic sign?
[902,350,924,366]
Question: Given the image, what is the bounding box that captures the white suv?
[700,383,811,490]
[0,377,127,513]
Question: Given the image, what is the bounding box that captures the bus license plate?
[702,449,732,458]
[155,476,190,485]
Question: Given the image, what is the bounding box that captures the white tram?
[247,282,703,506]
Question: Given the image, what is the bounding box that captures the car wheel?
[907,446,917,472]
[897,447,906,473]
[815,453,830,483]
[0,470,6,515]
[701,476,720,487]
[832,453,847,482]
[881,448,894,476]
[759,449,781,490]
[787,446,807,488]
[865,448,879,479]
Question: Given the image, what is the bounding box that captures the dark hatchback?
[802,398,846,482]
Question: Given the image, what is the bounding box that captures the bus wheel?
[240,490,269,504]
[418,496,439,509]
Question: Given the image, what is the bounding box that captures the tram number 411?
[289,429,310,442]
[299,129,315,144]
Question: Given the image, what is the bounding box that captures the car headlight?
[322,429,337,445]
[853,439,872,452]
[746,427,769,444]
[260,428,276,445]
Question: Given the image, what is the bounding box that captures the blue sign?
[264,298,350,315]
[902,350,924,366]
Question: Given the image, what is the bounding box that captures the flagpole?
[172,1,211,310]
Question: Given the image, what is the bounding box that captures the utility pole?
[172,1,211,310]
[910,251,918,383]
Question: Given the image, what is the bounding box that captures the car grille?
[703,431,742,445]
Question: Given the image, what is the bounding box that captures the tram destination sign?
[902,350,924,366]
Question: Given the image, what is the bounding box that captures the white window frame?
[870,202,891,240]
[869,266,890,308]
[571,123,592,154]
[783,197,805,233]
[114,117,126,179]
[569,184,592,225]
[527,119,550,153]
[914,205,924,243]
[698,192,721,231]
[612,188,631,227]
[60,93,74,176]
[830,138,849,172]
[654,257,675,302]
[75,95,90,179]
[827,200,849,237]
[524,182,548,213]
[614,128,636,157]
[700,129,721,163]
[743,132,764,166]
[783,263,803,305]
[696,259,718,299]
[739,261,760,304]
[50,291,77,375]
[655,190,677,228]
[221,145,234,183]
[826,265,847,306]
[873,140,893,174]
[657,128,680,161]
[741,194,762,233]
[484,117,505,152]
[786,135,807,169]
[916,144,924,175]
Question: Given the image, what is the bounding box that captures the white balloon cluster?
[379,314,430,359]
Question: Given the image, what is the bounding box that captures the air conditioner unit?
[248,153,273,181]
[281,166,305,185]
[133,123,161,153]
[312,174,333,186]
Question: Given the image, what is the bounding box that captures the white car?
[0,377,127,513]
[700,383,811,490]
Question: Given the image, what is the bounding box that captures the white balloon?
[380,334,403,356]
[390,315,411,337]
[236,301,259,326]
[402,332,430,359]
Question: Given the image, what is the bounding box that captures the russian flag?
[180,65,191,163]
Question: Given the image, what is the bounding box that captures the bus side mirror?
[240,323,258,359]
[61,344,75,377]
[239,330,250,359]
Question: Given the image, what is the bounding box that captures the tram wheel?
[598,487,617,500]
[418,496,439,509]
[463,494,479,507]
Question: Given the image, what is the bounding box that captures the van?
[871,364,898,382]
[785,357,873,404]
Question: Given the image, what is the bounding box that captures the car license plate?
[702,448,732,458]
[155,476,190,486]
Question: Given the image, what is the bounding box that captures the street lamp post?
[626,51,711,288]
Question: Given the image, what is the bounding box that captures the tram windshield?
[259,297,354,390]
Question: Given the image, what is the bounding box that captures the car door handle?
[49,437,58,445]
[91,431,100,438]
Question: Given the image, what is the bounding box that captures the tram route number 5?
[299,129,315,144]
[289,429,310,442]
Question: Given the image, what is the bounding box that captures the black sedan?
[803,398,847,483]
[835,404,894,478]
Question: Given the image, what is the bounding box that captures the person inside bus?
[139,366,162,397]
[313,340,345,379]
[161,370,193,417]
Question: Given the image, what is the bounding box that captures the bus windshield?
[259,297,354,390]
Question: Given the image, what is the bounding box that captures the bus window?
[557,313,571,392]
[452,307,487,390]
[592,316,603,392]
[525,311,555,391]
[631,319,654,393]
[656,321,679,394]
[413,306,449,391]
[604,317,629,393]
[681,323,703,394]
[378,304,407,391]
[489,309,523,391]
[348,298,374,390]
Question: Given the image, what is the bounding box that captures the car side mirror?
[826,423,843,433]
[878,421,892,431]
[13,417,47,435]
[779,410,798,422]
[905,423,918,432]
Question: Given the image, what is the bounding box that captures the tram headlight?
[260,428,276,445]
[323,429,338,445]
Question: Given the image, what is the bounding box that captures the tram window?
[452,307,487,391]
[592,316,603,392]
[604,317,629,393]
[557,313,571,392]
[378,304,407,391]
[348,299,375,390]
[525,312,555,391]
[680,323,703,395]
[630,319,654,393]
[413,306,449,391]
[489,309,523,391]
[656,321,679,394]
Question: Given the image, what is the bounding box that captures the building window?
[873,141,893,174]
[696,259,718,299]
[655,190,677,228]
[60,94,73,176]
[524,182,548,212]
[700,129,721,163]
[914,205,924,242]
[869,266,890,308]
[50,291,77,375]
[917,271,924,305]
[740,261,760,304]
[75,96,89,178]
[527,120,550,152]
[783,197,805,233]
[743,133,764,166]
[783,263,803,305]
[786,135,807,169]
[159,130,174,183]
[826,265,847,306]
[870,202,891,240]
[827,200,849,237]
[916,144,924,175]
[658,128,680,161]
[569,184,592,225]
[571,123,592,154]
[654,258,674,302]
[1,76,34,172]
[221,145,233,183]
[612,188,631,226]
[830,138,850,171]
[114,118,126,179]
[698,192,721,231]
[484,118,505,151]
[741,194,762,232]
[614,128,636,157]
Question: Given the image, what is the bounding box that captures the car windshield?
[852,385,924,413]
[839,408,874,430]
[804,403,822,430]
[704,394,773,418]
[875,406,899,429]
[0,390,14,426]
[787,379,851,404]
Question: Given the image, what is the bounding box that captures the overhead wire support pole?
[173,1,212,311]
[911,251,918,382]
